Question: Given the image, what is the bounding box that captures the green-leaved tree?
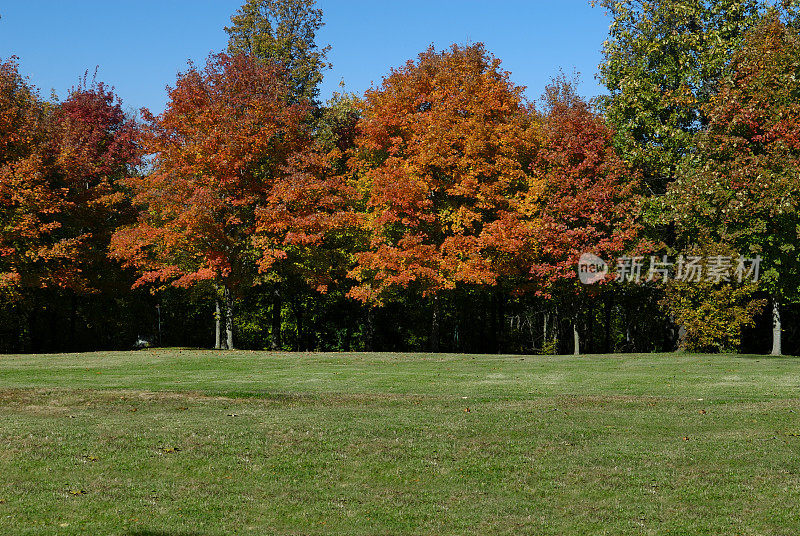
[226,0,331,103]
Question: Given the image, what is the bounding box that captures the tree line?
[1,0,799,355]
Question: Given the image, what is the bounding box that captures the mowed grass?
[1,351,799,535]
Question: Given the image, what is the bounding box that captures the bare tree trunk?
[587,297,594,354]
[573,321,580,356]
[479,293,488,353]
[488,291,497,353]
[271,289,281,350]
[365,306,374,352]
[676,321,687,351]
[771,296,782,356]
[497,290,505,354]
[552,305,559,354]
[69,294,77,352]
[294,299,304,351]
[214,289,222,350]
[430,295,440,353]
[573,303,581,356]
[543,311,549,351]
[28,295,39,353]
[224,285,234,350]
[604,296,611,354]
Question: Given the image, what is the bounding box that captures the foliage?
[660,244,765,351]
[530,77,641,294]
[110,52,310,296]
[347,44,538,305]
[226,0,331,102]
[0,58,55,291]
[0,60,138,295]
[252,146,362,293]
[595,0,761,193]
[663,13,800,346]
[5,3,800,355]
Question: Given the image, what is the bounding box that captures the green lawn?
[1,350,799,535]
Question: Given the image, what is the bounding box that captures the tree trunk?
[430,295,440,353]
[496,290,505,354]
[294,299,304,351]
[676,319,687,352]
[604,296,612,354]
[343,325,351,352]
[552,305,559,354]
[587,297,594,354]
[224,285,234,350]
[543,311,549,352]
[69,294,77,352]
[214,291,222,350]
[771,296,782,356]
[29,293,40,353]
[487,291,497,353]
[573,304,581,356]
[365,306,374,352]
[479,293,488,353]
[573,321,580,356]
[271,289,282,350]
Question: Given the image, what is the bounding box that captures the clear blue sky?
[0,1,611,114]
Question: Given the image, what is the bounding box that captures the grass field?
[1,350,799,535]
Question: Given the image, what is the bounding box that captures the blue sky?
[0,1,611,114]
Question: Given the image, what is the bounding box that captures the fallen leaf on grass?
[698,409,707,415]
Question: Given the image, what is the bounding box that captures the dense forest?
[2,0,800,355]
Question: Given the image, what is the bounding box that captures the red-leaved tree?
[110,53,309,349]
[0,60,138,295]
[530,79,641,354]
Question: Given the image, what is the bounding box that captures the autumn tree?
[0,57,55,292]
[110,53,309,350]
[0,62,137,294]
[529,78,641,355]
[226,0,330,102]
[347,44,538,351]
[596,0,761,193]
[658,243,764,352]
[51,79,140,290]
[0,60,140,349]
[664,12,800,354]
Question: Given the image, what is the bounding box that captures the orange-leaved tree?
[347,44,539,350]
[110,52,310,349]
[0,57,56,293]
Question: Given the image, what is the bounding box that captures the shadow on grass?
[126,531,209,536]
[733,354,800,360]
